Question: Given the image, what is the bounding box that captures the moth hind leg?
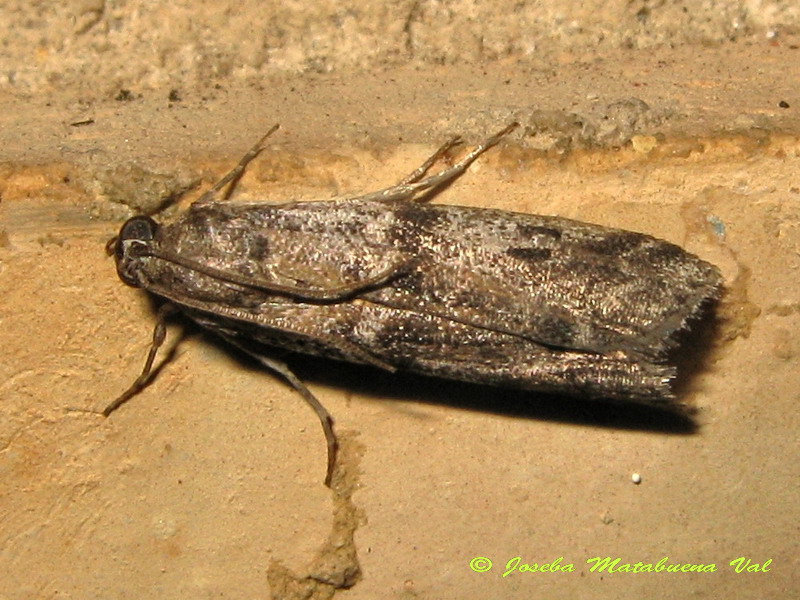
[218,334,339,488]
[409,121,519,201]
[193,123,281,207]
[395,135,463,186]
[359,121,519,203]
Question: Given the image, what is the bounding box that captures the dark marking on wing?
[536,314,577,346]
[249,236,270,261]
[580,231,646,255]
[506,247,552,262]
[517,224,562,240]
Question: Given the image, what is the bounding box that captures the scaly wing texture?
[366,201,721,360]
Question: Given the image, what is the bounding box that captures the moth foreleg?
[103,303,177,416]
[194,123,281,207]
[219,334,339,488]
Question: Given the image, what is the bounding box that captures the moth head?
[110,215,159,287]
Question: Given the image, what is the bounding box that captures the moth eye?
[116,215,159,261]
[119,215,158,243]
[114,216,159,287]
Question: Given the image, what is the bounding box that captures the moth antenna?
[144,247,409,301]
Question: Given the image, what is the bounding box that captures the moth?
[106,123,721,486]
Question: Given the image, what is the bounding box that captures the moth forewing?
[107,122,720,487]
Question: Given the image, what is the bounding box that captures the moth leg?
[395,135,463,186]
[357,121,519,203]
[193,124,281,207]
[219,335,338,488]
[103,303,177,416]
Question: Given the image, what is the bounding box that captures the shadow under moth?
[105,122,721,486]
